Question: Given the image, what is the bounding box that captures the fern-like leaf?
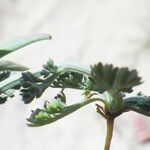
[123,96,150,115]
[27,92,99,127]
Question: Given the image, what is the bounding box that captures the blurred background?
[0,0,150,149]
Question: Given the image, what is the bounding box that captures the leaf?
[0,69,42,104]
[123,96,150,113]
[42,58,56,73]
[0,94,8,104]
[20,71,60,104]
[20,59,91,104]
[0,71,11,82]
[27,93,99,127]
[52,72,86,89]
[112,68,142,93]
[20,72,45,104]
[0,34,52,58]
[0,71,16,104]
[0,59,56,104]
[42,59,93,90]
[0,60,29,71]
[91,62,142,93]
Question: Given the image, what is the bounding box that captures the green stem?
[104,118,114,150]
[60,64,91,77]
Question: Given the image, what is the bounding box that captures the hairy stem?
[104,118,114,150]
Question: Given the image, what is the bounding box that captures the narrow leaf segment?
[0,34,51,58]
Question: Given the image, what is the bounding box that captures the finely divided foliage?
[0,34,51,104]
[0,34,150,150]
